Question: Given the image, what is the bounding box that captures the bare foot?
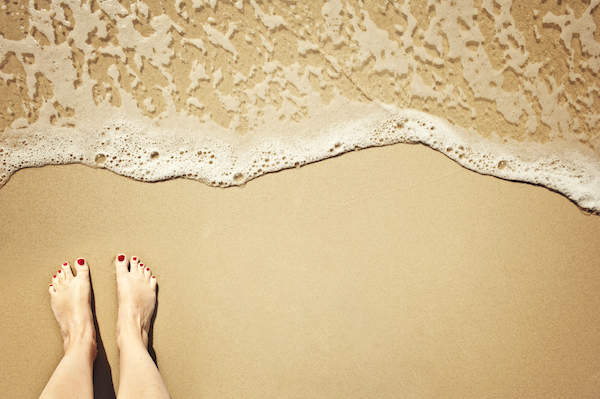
[114,254,157,348]
[48,258,96,358]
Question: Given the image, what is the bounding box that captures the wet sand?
[1,143,600,398]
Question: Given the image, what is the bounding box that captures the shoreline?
[2,109,599,212]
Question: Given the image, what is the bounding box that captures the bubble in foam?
[95,154,106,165]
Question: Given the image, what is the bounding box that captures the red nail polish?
[53,275,56,278]
[118,255,125,261]
[77,258,84,265]
[58,270,62,273]
[152,275,156,279]
[49,284,53,286]
[146,267,150,271]
[133,257,137,261]
[63,262,67,266]
[140,263,144,267]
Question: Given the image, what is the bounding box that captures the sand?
[1,144,600,398]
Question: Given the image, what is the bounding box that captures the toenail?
[152,275,156,279]
[49,284,53,286]
[139,263,144,267]
[118,255,125,261]
[133,257,137,261]
[58,270,62,273]
[63,262,67,266]
[146,267,150,271]
[77,258,85,265]
[53,275,56,278]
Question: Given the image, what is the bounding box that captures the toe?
[48,283,56,294]
[138,262,146,275]
[57,267,65,281]
[61,262,73,280]
[130,256,140,271]
[74,257,90,278]
[52,273,59,287]
[150,275,157,289]
[143,266,151,280]
[115,253,128,274]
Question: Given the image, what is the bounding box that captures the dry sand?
[1,143,600,398]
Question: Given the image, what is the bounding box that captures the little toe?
[150,275,157,289]
[49,283,56,294]
[61,262,73,280]
[74,258,90,279]
[115,253,128,274]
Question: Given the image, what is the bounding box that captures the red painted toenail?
[49,284,53,286]
[58,270,62,273]
[53,275,56,278]
[146,267,150,271]
[140,263,144,267]
[63,262,67,266]
[77,258,84,265]
[118,255,125,261]
[152,275,156,279]
[133,257,137,261]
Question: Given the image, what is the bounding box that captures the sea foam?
[1,0,599,211]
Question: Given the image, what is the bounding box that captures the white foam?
[0,0,599,212]
[1,103,598,211]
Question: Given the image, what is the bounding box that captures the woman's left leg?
[40,259,97,399]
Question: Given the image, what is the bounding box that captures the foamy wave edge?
[1,107,599,213]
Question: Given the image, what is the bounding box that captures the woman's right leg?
[114,254,170,399]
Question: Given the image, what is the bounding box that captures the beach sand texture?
[1,145,600,398]
[2,0,600,397]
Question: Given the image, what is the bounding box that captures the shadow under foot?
[90,280,117,399]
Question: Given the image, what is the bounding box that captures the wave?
[1,0,599,211]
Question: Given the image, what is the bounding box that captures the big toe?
[74,257,90,279]
[115,253,128,274]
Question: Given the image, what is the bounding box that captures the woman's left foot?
[48,258,97,358]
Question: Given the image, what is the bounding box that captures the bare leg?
[115,254,169,399]
[40,259,97,399]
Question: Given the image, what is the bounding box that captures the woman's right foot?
[114,254,158,348]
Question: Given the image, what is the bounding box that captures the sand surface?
[2,144,600,398]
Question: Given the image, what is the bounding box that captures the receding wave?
[1,0,599,211]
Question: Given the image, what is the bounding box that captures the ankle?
[116,317,149,349]
[63,329,97,360]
